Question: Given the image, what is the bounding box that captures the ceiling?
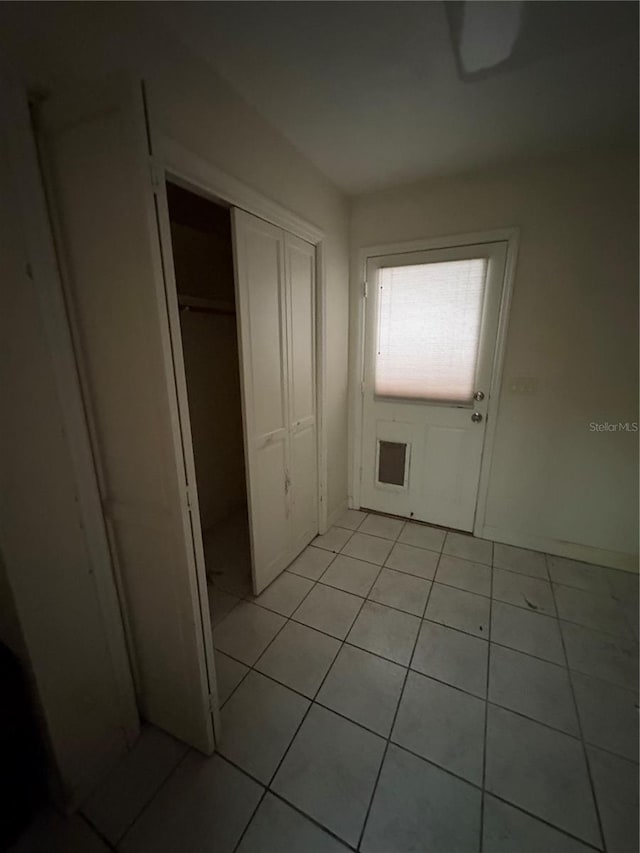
[147,1,637,195]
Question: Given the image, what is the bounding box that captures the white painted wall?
[147,51,349,523]
[0,1,350,523]
[350,147,639,570]
[0,2,350,804]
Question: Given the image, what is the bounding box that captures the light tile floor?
[17,511,638,853]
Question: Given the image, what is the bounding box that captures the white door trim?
[153,135,329,535]
[2,77,139,752]
[350,228,519,538]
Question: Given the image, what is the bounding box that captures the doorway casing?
[349,229,519,539]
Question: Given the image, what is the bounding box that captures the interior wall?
[169,193,246,531]
[0,3,350,804]
[0,2,350,524]
[149,51,350,524]
[350,147,639,569]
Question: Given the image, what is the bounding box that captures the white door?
[286,232,318,555]
[360,241,508,531]
[232,210,317,594]
[42,76,215,753]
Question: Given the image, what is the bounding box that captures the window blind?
[375,258,487,403]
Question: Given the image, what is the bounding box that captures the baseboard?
[324,499,348,533]
[480,524,638,573]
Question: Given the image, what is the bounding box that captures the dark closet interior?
[166,182,252,609]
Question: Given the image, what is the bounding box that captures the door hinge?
[208,692,217,712]
[362,280,368,299]
[360,381,365,396]
[185,486,193,511]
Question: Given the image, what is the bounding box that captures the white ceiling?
[147,1,638,195]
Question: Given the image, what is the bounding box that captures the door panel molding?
[233,210,318,594]
[233,211,292,592]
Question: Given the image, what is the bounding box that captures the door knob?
[473,390,485,401]
[471,411,483,423]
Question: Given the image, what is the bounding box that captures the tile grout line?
[355,537,441,851]
[219,510,386,701]
[115,747,192,846]
[268,788,360,852]
[299,568,636,643]
[214,519,632,850]
[218,579,636,752]
[230,786,267,853]
[483,789,606,853]
[547,553,608,853]
[225,514,365,647]
[320,524,628,613]
[230,548,388,853]
[479,539,495,853]
[340,513,630,585]
[218,639,618,753]
[214,549,557,602]
[80,738,189,846]
[218,545,347,709]
[214,564,616,850]
[219,751,359,853]
[221,554,636,742]
[258,585,373,803]
[78,811,118,851]
[228,545,356,853]
[220,699,613,852]
[117,519,630,851]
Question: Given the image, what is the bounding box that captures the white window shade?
[375,259,488,403]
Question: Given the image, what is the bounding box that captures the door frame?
[150,138,327,718]
[152,135,328,539]
[350,228,519,539]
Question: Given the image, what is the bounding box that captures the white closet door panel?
[42,77,214,753]
[285,232,318,549]
[252,435,290,585]
[62,124,170,510]
[232,209,291,594]
[245,224,288,437]
[291,425,317,550]
[287,235,316,424]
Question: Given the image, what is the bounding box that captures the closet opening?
[166,182,252,627]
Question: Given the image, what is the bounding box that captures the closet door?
[41,76,215,753]
[232,210,291,593]
[285,233,318,553]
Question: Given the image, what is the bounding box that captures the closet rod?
[179,303,236,316]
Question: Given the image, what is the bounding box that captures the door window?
[375,259,487,403]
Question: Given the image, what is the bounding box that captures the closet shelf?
[178,294,236,315]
